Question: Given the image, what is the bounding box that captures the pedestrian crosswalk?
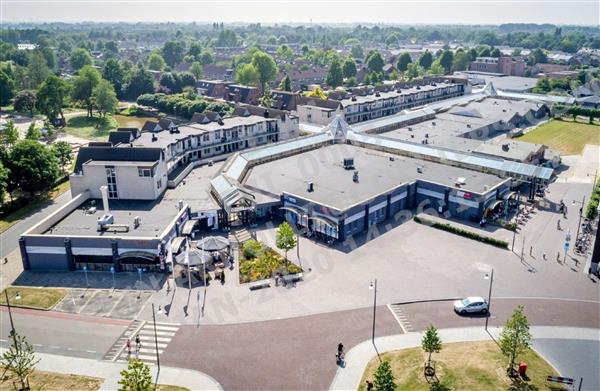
[388,304,415,333]
[105,320,180,365]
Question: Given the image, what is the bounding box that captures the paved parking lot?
[54,289,152,320]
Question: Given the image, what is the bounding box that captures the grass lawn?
[239,239,302,283]
[0,179,70,234]
[64,114,117,140]
[113,114,157,129]
[0,370,103,391]
[518,119,600,155]
[0,287,67,310]
[358,341,567,391]
[157,385,191,391]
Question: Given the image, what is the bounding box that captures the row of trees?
[136,92,232,119]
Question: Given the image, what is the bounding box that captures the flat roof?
[48,198,180,237]
[162,162,223,211]
[244,143,504,211]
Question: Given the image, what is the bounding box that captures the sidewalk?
[329,326,600,390]
[35,352,222,391]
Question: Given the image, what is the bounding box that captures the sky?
[1,0,599,25]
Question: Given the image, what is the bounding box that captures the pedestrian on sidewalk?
[365,380,373,391]
[126,338,131,356]
[557,220,561,230]
[529,246,533,256]
[542,252,547,260]
[557,251,560,262]
[3,257,7,264]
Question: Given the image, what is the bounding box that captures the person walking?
[365,380,374,391]
[135,334,141,357]
[529,246,533,256]
[542,252,547,261]
[126,338,131,356]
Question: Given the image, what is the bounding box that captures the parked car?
[454,296,489,315]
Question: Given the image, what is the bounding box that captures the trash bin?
[518,362,527,376]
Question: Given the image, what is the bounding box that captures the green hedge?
[413,216,509,249]
[586,179,600,220]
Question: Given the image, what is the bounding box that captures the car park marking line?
[75,290,98,315]
[106,292,125,318]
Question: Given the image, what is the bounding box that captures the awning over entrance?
[308,215,338,229]
[181,219,199,236]
[170,237,187,254]
[118,251,158,264]
[486,200,504,210]
[502,191,517,200]
[280,205,306,218]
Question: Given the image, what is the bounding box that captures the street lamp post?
[369,279,377,344]
[137,267,143,299]
[110,266,115,297]
[151,304,161,370]
[83,265,89,287]
[572,196,586,242]
[484,268,494,331]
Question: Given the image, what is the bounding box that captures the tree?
[439,50,454,74]
[236,63,260,86]
[103,58,125,98]
[9,140,59,197]
[0,120,19,148]
[118,359,153,391]
[199,50,214,65]
[279,75,292,91]
[342,57,357,78]
[13,90,37,115]
[159,72,179,92]
[304,86,327,100]
[190,61,203,80]
[0,161,8,203]
[27,50,50,88]
[351,45,364,60]
[275,221,297,271]
[25,122,41,140]
[373,360,396,391]
[72,65,101,117]
[366,51,384,73]
[125,65,155,100]
[37,75,69,124]
[419,51,433,70]
[147,52,166,71]
[70,48,93,71]
[452,50,471,72]
[397,52,412,73]
[0,331,40,391]
[52,140,73,175]
[421,325,442,367]
[162,40,185,67]
[326,59,343,88]
[251,50,278,91]
[428,60,444,75]
[405,63,424,80]
[499,305,532,376]
[276,44,293,60]
[93,79,118,117]
[0,70,15,108]
[529,48,548,65]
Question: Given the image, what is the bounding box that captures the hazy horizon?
[2,1,599,26]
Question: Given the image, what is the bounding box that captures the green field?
[0,287,67,310]
[359,341,566,391]
[113,114,157,129]
[518,119,600,155]
[64,115,118,140]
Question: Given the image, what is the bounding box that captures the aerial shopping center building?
[19,83,556,272]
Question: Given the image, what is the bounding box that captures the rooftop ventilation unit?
[417,166,423,173]
[351,96,357,102]
[343,158,355,170]
[307,182,314,192]
[432,122,436,126]
[133,216,141,229]
[456,177,466,186]
[408,127,413,131]
[353,171,359,183]
[375,92,380,97]
[502,143,510,151]
[151,134,158,142]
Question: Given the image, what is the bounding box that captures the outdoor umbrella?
[175,249,211,266]
[196,236,230,251]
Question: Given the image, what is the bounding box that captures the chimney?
[263,109,270,118]
[100,186,110,214]
[353,171,359,182]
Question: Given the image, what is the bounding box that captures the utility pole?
[485,269,494,331]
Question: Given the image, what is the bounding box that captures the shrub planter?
[413,216,509,249]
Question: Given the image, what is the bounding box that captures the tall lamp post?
[572,196,586,242]
[369,279,378,344]
[151,304,161,371]
[484,268,494,331]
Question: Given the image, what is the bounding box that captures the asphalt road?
[393,297,600,331]
[0,190,72,258]
[162,306,401,390]
[0,307,127,360]
[532,339,600,391]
